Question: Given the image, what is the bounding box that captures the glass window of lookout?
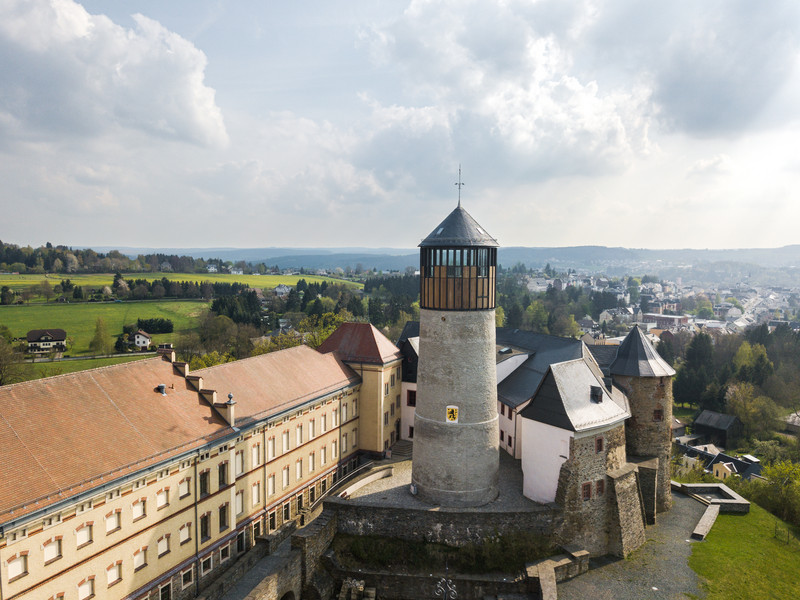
[420,246,497,311]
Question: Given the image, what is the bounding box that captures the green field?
[689,503,800,599]
[0,272,362,293]
[31,355,152,379]
[0,300,208,355]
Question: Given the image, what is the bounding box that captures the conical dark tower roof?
[610,325,676,377]
[419,205,498,248]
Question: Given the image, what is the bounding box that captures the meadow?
[31,355,152,378]
[0,272,361,293]
[689,502,800,599]
[0,300,208,355]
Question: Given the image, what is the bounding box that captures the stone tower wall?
[618,375,673,512]
[554,424,626,555]
[412,308,499,507]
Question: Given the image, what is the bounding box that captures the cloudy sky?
[2,0,799,250]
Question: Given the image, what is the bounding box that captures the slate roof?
[495,328,585,408]
[26,328,67,342]
[318,322,403,365]
[419,205,499,248]
[694,410,740,432]
[586,344,619,376]
[520,357,629,432]
[609,325,675,377]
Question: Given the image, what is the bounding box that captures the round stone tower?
[411,203,500,507]
[611,325,676,513]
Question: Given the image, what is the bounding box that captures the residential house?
[693,410,743,448]
[133,330,152,349]
[26,329,67,353]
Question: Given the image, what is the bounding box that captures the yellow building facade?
[0,335,373,600]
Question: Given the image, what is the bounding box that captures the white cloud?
[0,0,227,147]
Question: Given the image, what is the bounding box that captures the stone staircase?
[390,439,413,459]
[338,578,376,599]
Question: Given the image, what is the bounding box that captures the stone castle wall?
[607,465,646,557]
[325,497,562,547]
[617,375,673,512]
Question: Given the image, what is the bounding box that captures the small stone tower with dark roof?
[611,326,676,514]
[411,204,500,507]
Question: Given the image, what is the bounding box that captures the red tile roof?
[194,344,360,425]
[0,357,230,521]
[317,322,403,365]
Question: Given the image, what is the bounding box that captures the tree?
[726,382,780,441]
[0,338,31,386]
[89,318,113,355]
[39,280,54,302]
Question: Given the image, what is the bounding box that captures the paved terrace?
[346,450,548,513]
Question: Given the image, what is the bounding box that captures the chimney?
[212,393,236,427]
[590,385,603,403]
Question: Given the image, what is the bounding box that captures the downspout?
[193,453,201,597]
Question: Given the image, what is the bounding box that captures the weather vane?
[455,164,465,207]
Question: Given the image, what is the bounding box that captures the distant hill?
[87,244,800,284]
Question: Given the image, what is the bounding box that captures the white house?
[133,330,151,349]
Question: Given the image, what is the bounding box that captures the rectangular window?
[342,404,348,422]
[235,450,244,476]
[595,436,604,454]
[296,424,303,445]
[282,431,290,453]
[309,452,315,472]
[283,503,290,521]
[391,373,396,387]
[132,499,146,521]
[500,404,505,416]
[653,409,664,422]
[235,490,244,515]
[269,474,276,496]
[237,531,246,553]
[353,399,358,416]
[309,419,315,439]
[158,535,170,557]
[159,582,171,600]
[200,471,210,496]
[219,504,229,532]
[252,481,261,506]
[283,466,290,489]
[321,446,327,465]
[332,440,338,458]
[134,548,147,570]
[105,511,121,533]
[384,383,389,396]
[76,524,92,547]
[268,437,276,460]
[44,538,62,563]
[200,514,210,541]
[220,543,230,563]
[508,435,513,447]
[180,523,191,544]
[157,488,169,509]
[269,511,276,531]
[218,462,228,487]
[500,430,504,442]
[78,578,94,600]
[409,426,414,438]
[252,443,260,466]
[353,429,358,448]
[296,459,303,480]
[343,433,348,450]
[333,409,338,427]
[384,412,389,426]
[321,414,327,432]
[181,568,193,590]
[200,555,213,576]
[596,479,605,497]
[179,477,191,499]
[582,482,592,501]
[407,390,416,406]
[8,555,27,580]
[107,563,121,586]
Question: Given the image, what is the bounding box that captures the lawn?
[689,502,800,599]
[0,300,208,355]
[0,272,361,293]
[31,355,152,379]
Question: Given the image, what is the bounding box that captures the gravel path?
[557,493,707,600]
